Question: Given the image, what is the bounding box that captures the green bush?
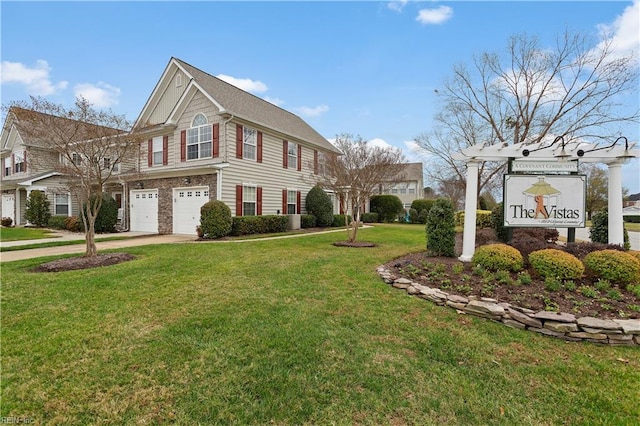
[301,214,316,228]
[455,210,493,228]
[411,199,435,215]
[199,200,232,239]
[47,216,67,230]
[425,198,456,257]
[417,209,430,224]
[408,208,419,224]
[491,202,509,243]
[370,195,403,223]
[361,212,378,223]
[590,208,630,250]
[472,244,523,272]
[1,217,13,227]
[529,249,585,280]
[305,185,334,227]
[230,215,288,236]
[82,193,118,233]
[623,215,640,223]
[331,214,352,228]
[25,190,51,227]
[583,250,640,287]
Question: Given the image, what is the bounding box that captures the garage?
[130,189,158,233]
[173,186,209,235]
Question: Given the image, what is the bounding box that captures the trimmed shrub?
[47,216,67,230]
[83,193,118,233]
[509,233,551,262]
[361,212,378,223]
[25,190,51,227]
[455,210,493,228]
[331,214,352,228]
[65,216,82,232]
[411,199,435,216]
[514,227,559,244]
[425,198,456,257]
[301,214,316,228]
[370,194,403,223]
[563,241,625,259]
[583,250,640,287]
[491,202,509,243]
[417,209,430,224]
[529,249,584,280]
[408,208,419,224]
[305,186,334,227]
[623,215,640,223]
[590,208,631,250]
[472,244,523,272]
[199,200,232,239]
[1,217,13,227]
[230,215,288,236]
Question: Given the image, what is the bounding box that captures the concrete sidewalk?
[0,232,195,263]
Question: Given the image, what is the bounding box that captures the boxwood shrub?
[300,214,316,228]
[583,250,640,287]
[47,216,67,230]
[331,214,352,228]
[454,210,493,228]
[230,215,288,236]
[361,212,378,223]
[472,244,523,272]
[529,249,584,280]
[199,200,233,239]
[425,198,456,257]
[370,194,403,223]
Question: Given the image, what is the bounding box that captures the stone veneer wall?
[138,173,217,234]
[377,266,640,345]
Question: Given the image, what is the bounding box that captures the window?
[152,136,164,165]
[288,142,298,170]
[112,162,120,173]
[187,113,212,160]
[243,185,256,216]
[4,157,11,176]
[176,73,182,87]
[14,152,25,173]
[287,190,297,214]
[103,158,111,170]
[243,127,257,160]
[54,193,69,216]
[408,183,416,194]
[72,153,82,166]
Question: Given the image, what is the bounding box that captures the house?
[377,162,424,210]
[0,108,126,225]
[127,57,342,234]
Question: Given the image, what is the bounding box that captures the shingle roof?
[174,58,340,154]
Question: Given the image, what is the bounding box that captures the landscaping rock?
[544,321,578,333]
[447,294,469,304]
[446,301,467,310]
[613,319,640,335]
[530,327,566,338]
[532,311,576,323]
[568,332,607,340]
[503,319,526,330]
[577,317,622,331]
[464,300,505,319]
[581,327,622,334]
[507,308,543,328]
[406,286,420,295]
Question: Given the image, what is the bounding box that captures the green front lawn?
[1,224,638,424]
[0,227,59,242]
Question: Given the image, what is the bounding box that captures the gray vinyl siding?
[148,69,190,125]
[220,122,321,216]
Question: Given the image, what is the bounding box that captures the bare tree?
[6,96,140,257]
[416,30,639,204]
[314,134,405,242]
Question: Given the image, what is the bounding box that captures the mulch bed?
[32,253,136,272]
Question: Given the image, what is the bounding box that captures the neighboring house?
[128,57,342,235]
[0,108,126,225]
[377,162,424,210]
[625,193,640,208]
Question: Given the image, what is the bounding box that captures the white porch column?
[607,160,624,246]
[459,160,481,262]
[15,189,21,226]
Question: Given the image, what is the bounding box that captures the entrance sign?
[504,175,586,228]
[512,160,578,173]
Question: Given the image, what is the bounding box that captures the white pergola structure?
[453,136,639,262]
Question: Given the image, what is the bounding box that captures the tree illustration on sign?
[523,178,560,219]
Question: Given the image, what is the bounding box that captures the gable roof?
[1,107,124,150]
[137,57,340,154]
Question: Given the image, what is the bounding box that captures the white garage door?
[2,193,15,223]
[173,186,209,235]
[130,189,158,233]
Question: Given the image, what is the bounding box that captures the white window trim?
[288,142,298,170]
[54,193,71,217]
[152,136,164,166]
[243,127,257,161]
[287,189,297,214]
[187,114,212,160]
[243,184,257,216]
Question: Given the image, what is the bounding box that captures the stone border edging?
[376,266,640,346]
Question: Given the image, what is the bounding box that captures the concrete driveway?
[557,227,639,251]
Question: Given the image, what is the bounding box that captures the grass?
[0,227,58,242]
[0,235,134,252]
[1,224,639,424]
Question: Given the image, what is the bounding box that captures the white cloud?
[416,5,453,25]
[74,82,121,108]
[369,137,394,149]
[387,0,408,13]
[296,104,329,117]
[594,0,639,62]
[404,140,432,161]
[264,96,285,107]
[217,74,268,93]
[0,59,68,95]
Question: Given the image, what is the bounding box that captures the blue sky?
[1,1,638,193]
